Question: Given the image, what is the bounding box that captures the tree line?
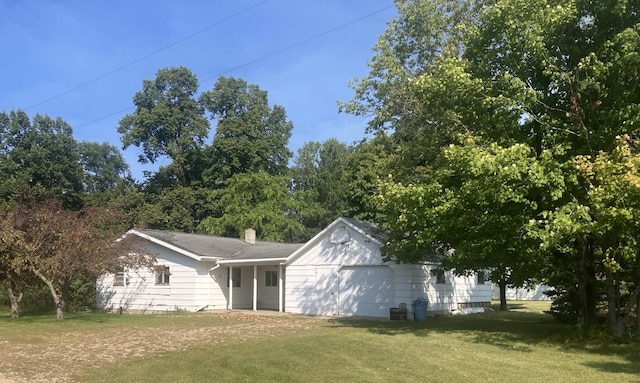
[2,0,640,339]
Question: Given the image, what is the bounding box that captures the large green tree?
[0,110,83,204]
[197,172,304,242]
[200,76,293,185]
[348,0,640,335]
[118,66,209,186]
[291,139,351,234]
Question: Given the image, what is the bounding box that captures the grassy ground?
[1,302,639,383]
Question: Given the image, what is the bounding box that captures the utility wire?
[74,4,395,129]
[25,0,268,111]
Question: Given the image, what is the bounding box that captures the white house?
[97,217,492,318]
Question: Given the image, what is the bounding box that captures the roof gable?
[286,217,383,264]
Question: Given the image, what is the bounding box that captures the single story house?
[97,217,492,318]
[492,284,552,301]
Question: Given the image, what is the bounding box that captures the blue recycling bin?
[413,298,428,321]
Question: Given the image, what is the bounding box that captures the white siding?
[284,266,318,315]
[96,242,213,313]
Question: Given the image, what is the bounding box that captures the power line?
[25,0,268,111]
[74,4,395,130]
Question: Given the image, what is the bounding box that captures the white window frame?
[155,266,170,285]
[113,266,125,286]
[265,270,278,287]
[431,269,445,284]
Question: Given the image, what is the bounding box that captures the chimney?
[244,228,256,245]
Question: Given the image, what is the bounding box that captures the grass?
[1,302,639,383]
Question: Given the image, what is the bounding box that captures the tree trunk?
[577,237,596,331]
[33,269,65,320]
[498,280,508,311]
[605,269,625,338]
[5,277,22,319]
[636,293,640,338]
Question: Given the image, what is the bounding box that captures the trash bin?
[413,298,428,321]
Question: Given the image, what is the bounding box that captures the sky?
[0,0,397,182]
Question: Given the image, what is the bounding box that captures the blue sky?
[0,1,396,181]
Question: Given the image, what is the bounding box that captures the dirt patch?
[0,312,311,383]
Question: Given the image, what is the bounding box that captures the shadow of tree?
[328,308,640,376]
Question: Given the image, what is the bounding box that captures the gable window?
[431,269,445,284]
[155,266,170,285]
[477,271,486,285]
[265,270,278,287]
[227,267,241,288]
[113,266,125,286]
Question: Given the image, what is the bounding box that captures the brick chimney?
[244,228,256,245]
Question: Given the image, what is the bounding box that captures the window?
[227,267,241,288]
[477,271,486,285]
[265,270,278,287]
[431,269,445,284]
[113,266,125,286]
[155,266,170,285]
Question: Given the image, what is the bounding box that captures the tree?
[0,110,83,204]
[348,0,640,336]
[291,139,352,234]
[0,199,149,320]
[340,0,488,169]
[197,172,304,242]
[375,138,566,310]
[78,141,131,194]
[200,76,293,185]
[138,186,212,232]
[118,67,209,185]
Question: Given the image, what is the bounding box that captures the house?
[97,217,492,318]
[491,284,552,301]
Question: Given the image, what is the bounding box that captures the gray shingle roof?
[138,229,304,261]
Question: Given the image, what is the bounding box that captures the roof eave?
[217,257,288,265]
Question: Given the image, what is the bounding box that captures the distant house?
[97,217,491,318]
[492,284,552,301]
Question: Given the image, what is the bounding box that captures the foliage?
[138,186,212,232]
[0,199,151,319]
[201,76,293,185]
[78,141,132,194]
[118,66,209,185]
[348,0,640,336]
[0,110,84,204]
[197,172,305,242]
[291,139,352,234]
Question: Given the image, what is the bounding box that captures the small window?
[265,270,278,287]
[113,266,125,286]
[477,271,486,285]
[227,267,241,288]
[155,266,170,285]
[431,269,445,284]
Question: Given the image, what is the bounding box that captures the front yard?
[1,302,639,382]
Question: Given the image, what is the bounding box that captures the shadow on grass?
[329,307,640,377]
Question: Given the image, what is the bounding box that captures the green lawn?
[1,302,639,383]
